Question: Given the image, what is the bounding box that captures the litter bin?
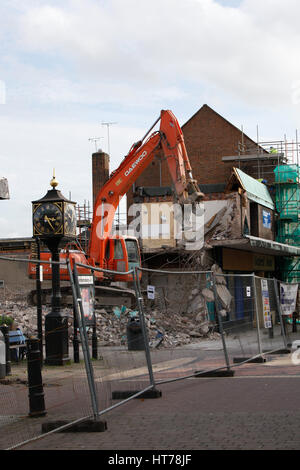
[126,317,145,351]
[0,331,6,379]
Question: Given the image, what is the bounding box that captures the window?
[125,239,139,262]
[250,202,258,237]
[105,241,110,259]
[114,240,124,260]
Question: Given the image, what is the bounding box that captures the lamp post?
[32,175,77,366]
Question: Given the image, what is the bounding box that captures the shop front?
[211,237,300,325]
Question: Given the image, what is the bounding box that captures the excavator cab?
[104,236,141,282]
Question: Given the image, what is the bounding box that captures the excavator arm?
[88,110,203,266]
[159,110,203,204]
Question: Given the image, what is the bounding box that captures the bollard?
[0,325,11,376]
[73,307,80,364]
[292,311,298,333]
[0,331,5,379]
[92,325,98,360]
[27,337,47,417]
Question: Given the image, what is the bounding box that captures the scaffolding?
[234,132,300,182]
[76,201,128,252]
[273,164,300,283]
[236,130,300,282]
[76,201,92,253]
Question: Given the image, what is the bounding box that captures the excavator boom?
[89,110,203,266]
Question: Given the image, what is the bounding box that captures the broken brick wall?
[205,193,242,242]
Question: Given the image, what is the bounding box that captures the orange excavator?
[28,110,203,305]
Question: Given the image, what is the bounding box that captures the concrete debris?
[189,330,202,338]
[216,285,232,311]
[0,294,219,349]
[211,264,226,285]
[199,321,210,335]
[186,294,206,315]
[219,309,227,317]
[204,195,239,244]
[201,288,214,302]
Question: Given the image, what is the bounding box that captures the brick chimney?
[92,150,110,208]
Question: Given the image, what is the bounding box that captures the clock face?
[64,203,77,236]
[33,202,63,236]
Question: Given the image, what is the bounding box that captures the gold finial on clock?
[50,169,59,189]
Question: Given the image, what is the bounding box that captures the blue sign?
[262,210,271,229]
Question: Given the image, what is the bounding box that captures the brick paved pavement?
[14,355,300,451]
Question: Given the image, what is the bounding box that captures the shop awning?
[226,167,274,210]
[210,235,300,257]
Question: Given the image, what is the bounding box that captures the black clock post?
[32,175,77,366]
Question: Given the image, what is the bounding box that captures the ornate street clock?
[31,173,76,366]
[32,175,77,240]
[33,202,63,236]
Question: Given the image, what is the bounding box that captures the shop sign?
[78,275,95,326]
[261,279,272,328]
[280,282,298,316]
[253,254,275,271]
[262,210,271,229]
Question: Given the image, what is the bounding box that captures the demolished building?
[1,106,299,340]
[124,105,300,329]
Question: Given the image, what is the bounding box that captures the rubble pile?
[144,308,219,347]
[0,301,42,337]
[94,305,219,348]
[0,293,220,349]
[142,276,219,347]
[0,264,232,348]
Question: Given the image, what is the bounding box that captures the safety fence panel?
[70,262,154,413]
[253,277,287,355]
[136,267,229,383]
[0,254,109,450]
[214,273,261,365]
[2,251,299,450]
[0,255,156,450]
[275,280,300,349]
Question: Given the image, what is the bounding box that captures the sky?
[1,0,300,237]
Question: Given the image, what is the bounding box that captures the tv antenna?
[88,137,103,152]
[101,121,117,155]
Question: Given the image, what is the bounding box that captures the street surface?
[4,351,300,451]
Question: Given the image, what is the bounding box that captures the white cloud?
[0,113,145,237]
[12,0,300,110]
[1,0,300,236]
